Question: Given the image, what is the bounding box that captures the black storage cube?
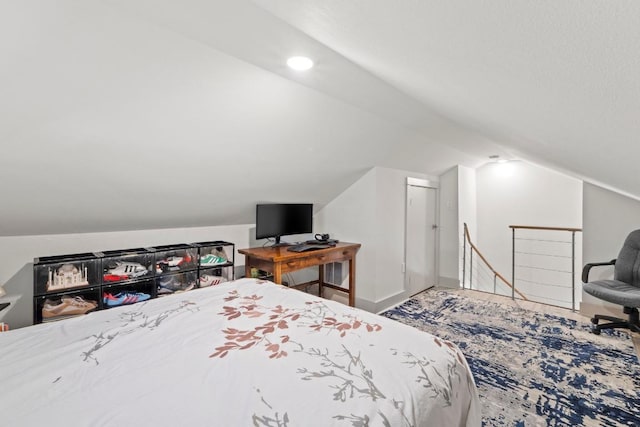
[34,287,101,324]
[152,244,197,274]
[34,253,101,296]
[102,279,155,309]
[100,248,154,285]
[198,266,233,288]
[194,241,234,269]
[156,271,198,296]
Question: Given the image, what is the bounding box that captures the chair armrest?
[582,259,616,283]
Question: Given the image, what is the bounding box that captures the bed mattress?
[0,278,480,426]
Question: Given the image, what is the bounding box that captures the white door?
[405,181,437,296]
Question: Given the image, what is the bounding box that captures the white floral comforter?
[0,278,480,426]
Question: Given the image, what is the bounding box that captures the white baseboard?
[354,290,409,314]
[579,301,624,319]
[438,276,460,289]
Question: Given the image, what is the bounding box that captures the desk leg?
[244,258,252,279]
[348,257,356,307]
[318,264,324,298]
[273,263,282,284]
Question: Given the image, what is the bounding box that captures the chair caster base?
[591,317,598,325]
[591,327,601,335]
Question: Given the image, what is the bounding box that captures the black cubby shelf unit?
[33,241,236,324]
[100,248,155,286]
[193,241,235,288]
[102,279,155,309]
[156,271,198,297]
[152,244,198,275]
[33,253,102,324]
[152,244,197,298]
[99,248,156,310]
[34,253,101,296]
[35,286,102,324]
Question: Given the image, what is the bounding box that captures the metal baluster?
[469,248,473,290]
[462,227,467,290]
[571,231,576,311]
[511,227,515,300]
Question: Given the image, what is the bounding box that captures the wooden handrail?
[464,223,528,300]
[509,225,582,232]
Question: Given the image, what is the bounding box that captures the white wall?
[438,165,477,289]
[3,164,435,328]
[476,161,582,306]
[581,182,640,317]
[438,167,459,286]
[315,168,378,302]
[458,165,477,286]
[375,168,433,301]
[316,166,436,311]
[0,224,252,329]
[458,166,477,240]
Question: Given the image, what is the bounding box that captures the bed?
[0,278,480,426]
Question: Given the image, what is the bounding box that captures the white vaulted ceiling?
[256,0,640,196]
[0,0,638,236]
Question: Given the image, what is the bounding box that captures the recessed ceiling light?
[287,56,314,71]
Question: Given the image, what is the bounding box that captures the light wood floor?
[439,287,640,359]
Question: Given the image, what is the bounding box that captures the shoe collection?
[103,291,151,307]
[42,253,224,319]
[42,295,98,320]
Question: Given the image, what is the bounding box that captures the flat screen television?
[255,203,313,245]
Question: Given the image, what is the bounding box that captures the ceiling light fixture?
[287,56,314,71]
[489,154,508,164]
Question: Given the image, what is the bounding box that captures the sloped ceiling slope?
[0,1,487,236]
[257,0,640,199]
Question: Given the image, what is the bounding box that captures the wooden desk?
[238,242,361,306]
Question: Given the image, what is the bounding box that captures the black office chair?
[582,229,640,335]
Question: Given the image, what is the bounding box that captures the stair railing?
[462,223,527,300]
[509,225,582,311]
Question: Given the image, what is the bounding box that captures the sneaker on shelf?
[199,274,226,287]
[103,261,149,282]
[157,276,195,294]
[103,292,117,305]
[42,296,98,319]
[199,253,227,266]
[156,254,193,273]
[103,292,150,307]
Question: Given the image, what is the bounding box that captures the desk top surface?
[238,242,360,262]
[0,294,22,321]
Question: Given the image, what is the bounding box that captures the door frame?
[404,177,439,295]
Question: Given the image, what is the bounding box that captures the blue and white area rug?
[381,291,640,426]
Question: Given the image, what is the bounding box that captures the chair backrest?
[614,229,640,287]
